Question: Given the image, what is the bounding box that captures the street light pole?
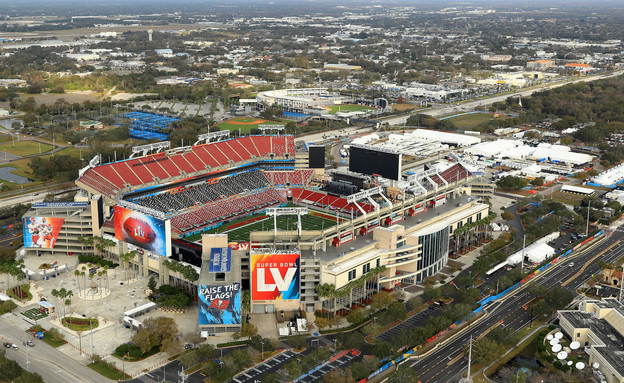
[261,340,264,362]
[586,200,591,237]
[465,335,473,383]
[90,317,94,357]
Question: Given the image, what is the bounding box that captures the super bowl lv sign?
[251,254,300,300]
[198,284,241,325]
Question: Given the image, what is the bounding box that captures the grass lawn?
[40,335,65,348]
[0,134,11,144]
[112,345,160,362]
[29,326,66,348]
[0,140,54,157]
[0,147,92,194]
[445,113,494,130]
[213,117,283,133]
[87,360,129,380]
[551,190,585,206]
[62,317,99,331]
[326,104,377,114]
[187,211,337,242]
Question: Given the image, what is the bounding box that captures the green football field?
[186,212,337,242]
[326,104,378,114]
[213,117,284,133]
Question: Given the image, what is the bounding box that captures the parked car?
[3,342,11,348]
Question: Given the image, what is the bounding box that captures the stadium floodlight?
[194,131,230,146]
[258,124,285,135]
[350,143,399,155]
[130,142,171,158]
[117,200,166,220]
[265,207,308,237]
[89,155,100,168]
[345,186,387,219]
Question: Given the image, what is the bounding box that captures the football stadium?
[21,126,490,334]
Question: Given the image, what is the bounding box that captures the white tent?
[465,139,519,157]
[507,232,560,265]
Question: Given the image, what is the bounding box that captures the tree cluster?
[131,316,181,355]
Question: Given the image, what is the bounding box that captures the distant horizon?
[1,0,623,11]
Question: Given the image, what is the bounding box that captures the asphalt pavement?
[0,313,114,383]
[382,70,624,126]
[407,226,624,382]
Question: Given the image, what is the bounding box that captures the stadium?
[21,127,490,334]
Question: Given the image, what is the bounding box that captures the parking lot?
[376,305,444,343]
[233,350,298,383]
[297,349,361,383]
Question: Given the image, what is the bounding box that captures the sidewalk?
[400,231,503,296]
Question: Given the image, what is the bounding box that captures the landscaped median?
[61,317,99,331]
[7,284,32,301]
[87,356,130,381]
[28,325,66,348]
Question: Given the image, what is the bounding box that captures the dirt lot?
[17,91,102,105]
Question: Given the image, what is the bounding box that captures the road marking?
[562,241,620,286]
[476,320,503,341]
[447,353,463,365]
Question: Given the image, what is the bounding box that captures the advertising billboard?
[228,242,249,251]
[209,247,231,272]
[198,283,242,325]
[23,217,65,248]
[114,206,168,256]
[251,254,300,301]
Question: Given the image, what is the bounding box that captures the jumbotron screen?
[349,146,401,180]
[308,146,325,169]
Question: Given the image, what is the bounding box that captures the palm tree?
[119,251,137,282]
[65,297,73,325]
[103,265,110,292]
[80,271,86,293]
[75,270,82,292]
[51,289,60,318]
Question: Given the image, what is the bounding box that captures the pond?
[0,166,31,184]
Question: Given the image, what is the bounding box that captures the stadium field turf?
[187,211,337,242]
[325,104,377,114]
[213,117,284,133]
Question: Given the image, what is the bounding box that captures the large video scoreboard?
[349,145,401,180]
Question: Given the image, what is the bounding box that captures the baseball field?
[213,117,284,133]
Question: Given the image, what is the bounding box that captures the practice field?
[0,140,54,157]
[186,210,338,242]
[213,117,284,133]
[444,112,513,130]
[325,104,377,114]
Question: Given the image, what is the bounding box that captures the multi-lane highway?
[0,314,114,383]
[407,225,624,382]
[382,70,624,126]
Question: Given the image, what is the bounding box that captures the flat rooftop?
[560,303,624,376]
[302,193,478,264]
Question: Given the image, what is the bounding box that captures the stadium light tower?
[258,124,285,135]
[266,207,308,237]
